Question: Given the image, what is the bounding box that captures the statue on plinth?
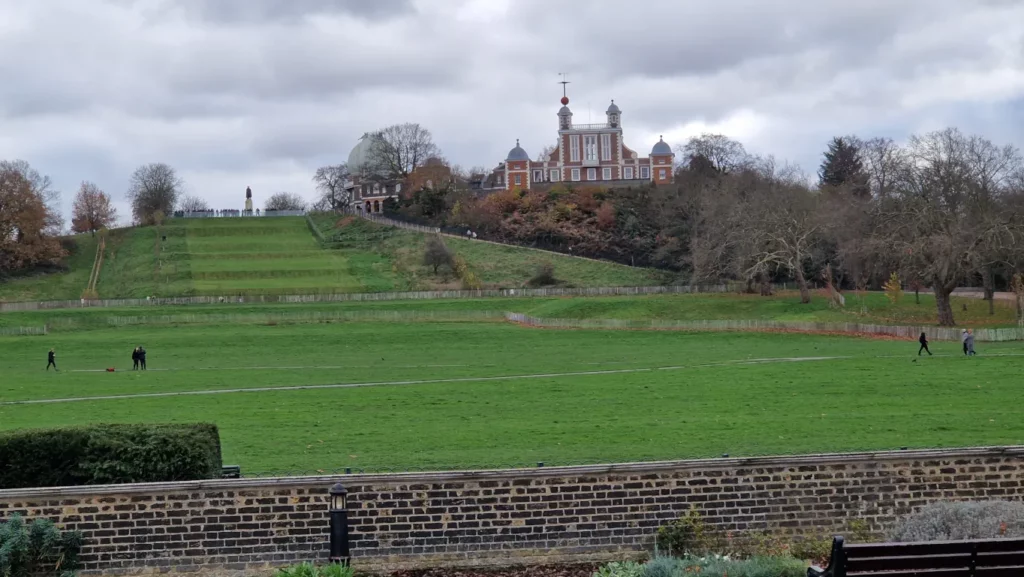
[245,186,253,213]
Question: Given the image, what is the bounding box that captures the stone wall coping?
[3,445,1022,500]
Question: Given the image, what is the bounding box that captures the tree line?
[372,127,1024,326]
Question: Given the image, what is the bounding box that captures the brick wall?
[2,447,1023,576]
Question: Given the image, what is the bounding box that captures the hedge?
[0,423,223,489]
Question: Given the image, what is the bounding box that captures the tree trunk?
[915,288,920,304]
[983,266,995,315]
[795,266,811,304]
[934,285,956,326]
[759,274,772,296]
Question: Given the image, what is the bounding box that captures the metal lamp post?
[328,483,350,566]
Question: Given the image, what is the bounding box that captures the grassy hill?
[0,235,99,302]
[312,214,672,291]
[1,216,671,301]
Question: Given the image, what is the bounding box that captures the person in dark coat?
[139,346,147,370]
[918,332,932,356]
[132,347,140,370]
[46,348,58,371]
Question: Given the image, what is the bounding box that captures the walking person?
[46,348,58,371]
[966,329,977,356]
[918,332,933,356]
[961,329,969,356]
[132,347,140,370]
[139,346,147,370]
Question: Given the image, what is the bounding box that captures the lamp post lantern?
[328,483,350,566]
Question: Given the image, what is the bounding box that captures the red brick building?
[489,95,675,191]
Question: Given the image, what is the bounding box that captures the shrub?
[656,507,720,556]
[0,514,83,577]
[0,423,223,489]
[888,500,1024,542]
[593,561,643,577]
[423,235,454,274]
[679,555,807,577]
[641,556,684,577]
[528,262,558,287]
[275,562,354,577]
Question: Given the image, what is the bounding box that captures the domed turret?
[506,139,530,162]
[651,136,672,156]
[558,105,573,130]
[606,99,621,128]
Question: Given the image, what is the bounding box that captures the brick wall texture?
[2,447,1023,576]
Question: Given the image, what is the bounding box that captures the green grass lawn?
[0,291,1015,331]
[2,315,1021,474]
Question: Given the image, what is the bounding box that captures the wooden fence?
[0,284,778,312]
[106,309,504,327]
[505,313,1024,342]
[0,326,48,336]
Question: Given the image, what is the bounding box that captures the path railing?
[0,326,48,336]
[0,284,777,312]
[506,314,1024,342]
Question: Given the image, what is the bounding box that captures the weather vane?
[558,73,570,105]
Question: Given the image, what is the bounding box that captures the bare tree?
[71,182,117,234]
[872,128,1024,325]
[264,192,307,212]
[364,123,441,180]
[744,184,821,303]
[536,144,557,162]
[177,195,210,213]
[312,164,351,211]
[678,133,748,173]
[423,235,454,274]
[127,163,182,225]
[861,137,906,199]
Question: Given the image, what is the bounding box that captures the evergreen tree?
[819,136,869,197]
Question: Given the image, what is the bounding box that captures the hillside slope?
[2,216,671,301]
[0,235,99,302]
[312,214,673,291]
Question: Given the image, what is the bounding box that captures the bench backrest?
[833,535,1024,576]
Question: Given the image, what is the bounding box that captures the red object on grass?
[106,368,115,372]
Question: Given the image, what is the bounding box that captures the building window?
[534,170,543,181]
[584,135,597,161]
[659,169,667,180]
[624,166,634,179]
[587,168,597,181]
[640,166,650,179]
[571,168,580,181]
[373,183,380,194]
[514,174,522,186]
[550,169,559,182]
[601,134,612,161]
[570,135,580,162]
[603,167,612,180]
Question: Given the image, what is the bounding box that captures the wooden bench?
[808,535,1024,576]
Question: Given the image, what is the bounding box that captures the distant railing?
[0,285,776,313]
[171,210,306,219]
[506,313,1024,342]
[569,123,612,130]
[0,326,48,336]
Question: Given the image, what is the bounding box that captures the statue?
[245,186,253,214]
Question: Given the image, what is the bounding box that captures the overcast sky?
[2,0,1023,224]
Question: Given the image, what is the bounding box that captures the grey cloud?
[143,0,415,23]
[3,0,1024,223]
